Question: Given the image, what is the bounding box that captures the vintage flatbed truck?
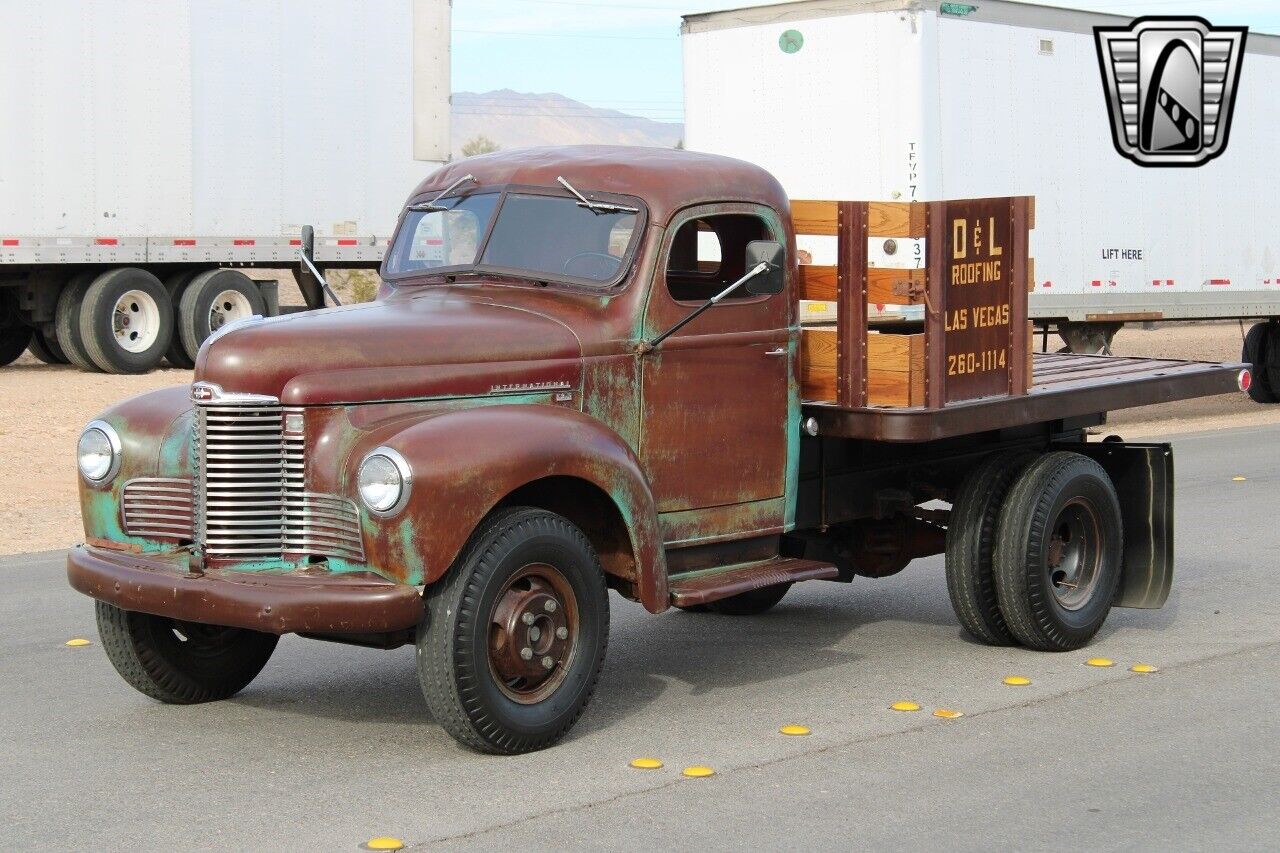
[66,146,1247,754]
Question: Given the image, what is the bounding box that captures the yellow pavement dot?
[1085,657,1115,667]
[682,765,715,778]
[933,709,964,719]
[629,757,663,769]
[1003,676,1032,686]
[1232,476,1247,482]
[1131,664,1159,673]
[65,638,91,647]
[890,701,921,712]
[362,838,404,851]
[779,724,811,736]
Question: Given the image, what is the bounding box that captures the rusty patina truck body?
[67,146,1245,753]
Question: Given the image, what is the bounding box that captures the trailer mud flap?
[1061,441,1174,609]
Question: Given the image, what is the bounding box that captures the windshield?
[385,192,500,276]
[384,189,640,285]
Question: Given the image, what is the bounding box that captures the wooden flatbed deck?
[803,352,1246,442]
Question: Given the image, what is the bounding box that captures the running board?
[668,557,839,608]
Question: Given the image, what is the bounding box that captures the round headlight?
[357,448,412,515]
[78,421,121,484]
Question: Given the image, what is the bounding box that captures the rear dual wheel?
[26,326,68,364]
[79,268,173,373]
[56,268,174,373]
[947,450,1123,652]
[945,450,1035,646]
[174,269,264,366]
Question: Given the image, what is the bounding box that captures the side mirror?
[744,240,785,295]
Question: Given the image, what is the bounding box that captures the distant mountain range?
[451,90,683,158]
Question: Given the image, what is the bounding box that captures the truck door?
[640,205,792,526]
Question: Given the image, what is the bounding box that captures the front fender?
[365,404,667,611]
[79,385,193,549]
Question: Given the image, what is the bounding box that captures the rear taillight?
[1238,369,1252,392]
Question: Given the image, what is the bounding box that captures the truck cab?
[67,146,1244,754]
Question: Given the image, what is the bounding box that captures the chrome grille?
[194,397,363,562]
[121,478,193,540]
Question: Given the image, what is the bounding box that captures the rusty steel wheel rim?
[487,563,579,704]
[1045,497,1103,611]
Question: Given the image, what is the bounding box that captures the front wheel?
[417,507,609,754]
[95,602,279,703]
[994,452,1123,651]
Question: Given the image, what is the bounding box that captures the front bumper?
[67,545,423,635]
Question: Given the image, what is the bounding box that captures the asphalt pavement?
[2,425,1277,851]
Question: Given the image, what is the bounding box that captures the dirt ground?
[1,318,1273,556]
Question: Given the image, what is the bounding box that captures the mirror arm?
[298,225,344,308]
[643,261,770,351]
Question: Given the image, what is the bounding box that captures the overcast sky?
[451,0,1279,122]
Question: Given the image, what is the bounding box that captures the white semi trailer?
[0,0,450,373]
[682,0,1280,400]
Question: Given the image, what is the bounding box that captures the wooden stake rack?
[797,196,1035,410]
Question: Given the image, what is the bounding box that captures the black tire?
[95,601,278,703]
[79,267,173,373]
[27,326,68,364]
[944,450,1036,646]
[706,582,792,615]
[994,451,1124,652]
[417,507,609,754]
[163,270,200,368]
[54,272,101,371]
[178,269,266,361]
[0,289,31,366]
[1241,322,1278,404]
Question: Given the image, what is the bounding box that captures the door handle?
[764,347,786,357]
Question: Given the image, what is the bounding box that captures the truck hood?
[195,290,582,405]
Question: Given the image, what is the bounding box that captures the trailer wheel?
[417,507,609,754]
[0,290,32,366]
[95,601,278,703]
[162,270,200,368]
[27,326,68,364]
[707,582,792,615]
[53,274,100,371]
[994,451,1123,652]
[945,450,1036,646]
[79,268,173,373]
[179,269,266,361]
[1241,322,1279,404]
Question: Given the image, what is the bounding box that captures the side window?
[665,213,772,302]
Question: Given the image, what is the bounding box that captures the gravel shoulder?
[2,319,1274,556]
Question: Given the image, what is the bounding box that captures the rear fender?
[1066,441,1174,609]
[368,404,668,611]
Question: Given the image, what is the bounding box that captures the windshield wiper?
[408,174,477,212]
[557,176,639,215]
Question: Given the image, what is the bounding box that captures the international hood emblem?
[1094,16,1247,167]
[190,382,219,403]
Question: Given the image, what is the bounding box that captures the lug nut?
[555,626,568,640]
[521,612,535,625]
[520,647,533,660]
[528,626,541,641]
[541,656,554,670]
[544,600,557,613]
